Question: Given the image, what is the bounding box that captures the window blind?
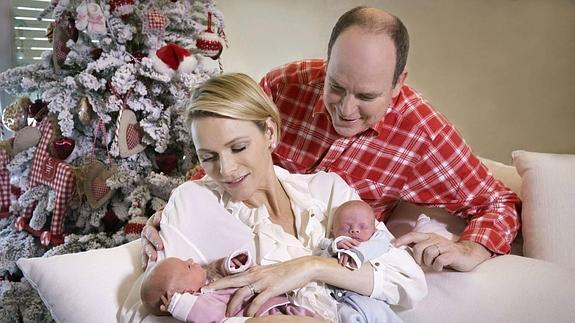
[12,0,53,66]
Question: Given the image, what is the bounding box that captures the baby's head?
[332,200,376,242]
[141,257,207,315]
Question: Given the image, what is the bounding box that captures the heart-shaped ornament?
[29,99,48,122]
[83,159,115,209]
[53,137,75,160]
[117,109,146,158]
[12,126,41,155]
[155,153,178,174]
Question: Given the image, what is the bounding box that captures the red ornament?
[29,99,48,121]
[155,153,178,174]
[109,0,135,17]
[196,12,223,59]
[52,137,75,160]
[123,216,147,240]
[90,48,103,60]
[102,208,120,232]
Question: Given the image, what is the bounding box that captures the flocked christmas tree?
[0,0,226,320]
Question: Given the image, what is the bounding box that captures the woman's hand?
[140,209,164,270]
[206,256,320,317]
[247,316,328,323]
[392,232,492,272]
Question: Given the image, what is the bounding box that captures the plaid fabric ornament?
[16,119,76,246]
[52,11,79,71]
[116,109,146,158]
[143,9,167,33]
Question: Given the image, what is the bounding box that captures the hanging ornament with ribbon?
[83,120,116,209]
[196,12,223,60]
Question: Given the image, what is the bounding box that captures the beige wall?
[218,0,575,163]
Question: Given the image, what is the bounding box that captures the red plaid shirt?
[260,59,520,254]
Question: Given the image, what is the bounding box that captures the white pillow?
[396,255,575,322]
[512,150,575,270]
[16,240,142,323]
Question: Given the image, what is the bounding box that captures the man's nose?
[340,94,357,117]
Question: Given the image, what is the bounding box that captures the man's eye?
[358,95,376,101]
[330,83,344,92]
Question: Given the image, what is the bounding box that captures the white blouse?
[156,166,427,322]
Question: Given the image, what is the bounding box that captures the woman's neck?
[243,168,297,236]
[243,170,286,218]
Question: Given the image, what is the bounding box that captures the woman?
[141,73,426,321]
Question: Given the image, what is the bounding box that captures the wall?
[0,1,572,162]
[218,0,575,163]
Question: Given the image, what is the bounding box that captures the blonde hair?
[186,73,281,142]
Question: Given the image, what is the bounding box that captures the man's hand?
[392,232,492,272]
[140,209,164,270]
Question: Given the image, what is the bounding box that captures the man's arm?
[395,120,520,271]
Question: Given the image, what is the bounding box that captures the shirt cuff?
[168,292,198,321]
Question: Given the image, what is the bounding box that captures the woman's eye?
[200,155,216,162]
[231,146,246,153]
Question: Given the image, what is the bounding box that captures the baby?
[320,200,411,322]
[141,250,316,322]
[322,200,392,270]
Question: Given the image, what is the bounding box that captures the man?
[142,7,520,273]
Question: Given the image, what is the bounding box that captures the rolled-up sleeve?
[368,224,427,309]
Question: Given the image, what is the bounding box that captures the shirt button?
[337,292,343,297]
[374,262,380,266]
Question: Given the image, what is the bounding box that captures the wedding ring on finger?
[247,283,257,297]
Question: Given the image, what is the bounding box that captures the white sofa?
[16,150,575,322]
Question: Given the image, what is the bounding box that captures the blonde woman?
[141,73,426,322]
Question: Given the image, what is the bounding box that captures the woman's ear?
[265,117,277,149]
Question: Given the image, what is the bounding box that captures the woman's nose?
[219,155,237,176]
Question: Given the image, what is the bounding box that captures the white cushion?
[16,240,142,323]
[15,155,575,322]
[396,255,575,322]
[513,150,575,270]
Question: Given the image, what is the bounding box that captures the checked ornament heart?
[117,109,146,158]
[83,159,115,209]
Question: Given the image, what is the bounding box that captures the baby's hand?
[159,291,175,313]
[230,253,249,269]
[336,238,360,250]
[337,253,359,269]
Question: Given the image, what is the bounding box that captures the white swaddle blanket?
[120,181,256,323]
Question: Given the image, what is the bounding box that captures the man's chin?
[334,125,363,138]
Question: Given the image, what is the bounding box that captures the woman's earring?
[270,142,277,150]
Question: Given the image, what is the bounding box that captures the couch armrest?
[512,150,575,270]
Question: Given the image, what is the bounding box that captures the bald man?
[143,6,520,274]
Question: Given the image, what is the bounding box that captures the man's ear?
[391,68,408,98]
